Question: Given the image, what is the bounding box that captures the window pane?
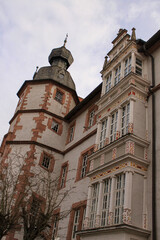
[88,110,95,127]
[72,209,80,239]
[81,154,88,178]
[124,56,132,76]
[114,173,125,224]
[121,103,130,136]
[52,121,59,132]
[52,214,59,240]
[61,166,67,188]
[99,119,108,148]
[105,74,112,93]
[42,155,50,169]
[110,111,118,142]
[101,178,112,226]
[89,183,99,228]
[55,90,63,103]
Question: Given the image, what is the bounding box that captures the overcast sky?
[0,0,160,143]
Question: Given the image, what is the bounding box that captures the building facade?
[0,28,160,240]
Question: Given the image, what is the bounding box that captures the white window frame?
[121,103,130,136]
[110,111,118,142]
[105,73,112,93]
[89,183,99,228]
[101,178,112,226]
[99,119,108,149]
[114,65,121,85]
[124,55,132,77]
[114,173,125,224]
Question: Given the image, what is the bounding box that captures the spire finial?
[131,27,136,41]
[63,33,68,47]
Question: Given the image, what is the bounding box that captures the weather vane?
[63,33,68,47]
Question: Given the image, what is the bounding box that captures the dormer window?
[114,65,121,85]
[124,56,132,77]
[135,58,142,76]
[105,73,112,93]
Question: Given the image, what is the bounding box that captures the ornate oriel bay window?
[96,99,133,150]
[84,171,134,229]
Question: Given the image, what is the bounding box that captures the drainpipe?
[139,45,156,240]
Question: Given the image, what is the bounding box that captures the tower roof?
[48,46,74,69]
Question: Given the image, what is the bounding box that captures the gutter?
[138,45,156,240]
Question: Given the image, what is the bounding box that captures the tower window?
[51,121,59,133]
[42,154,51,169]
[55,90,63,103]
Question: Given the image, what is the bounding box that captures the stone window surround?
[51,209,60,240]
[66,121,76,144]
[76,145,94,182]
[53,87,65,105]
[59,161,69,189]
[29,192,45,217]
[84,104,98,132]
[39,151,55,172]
[47,116,63,136]
[67,200,86,240]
